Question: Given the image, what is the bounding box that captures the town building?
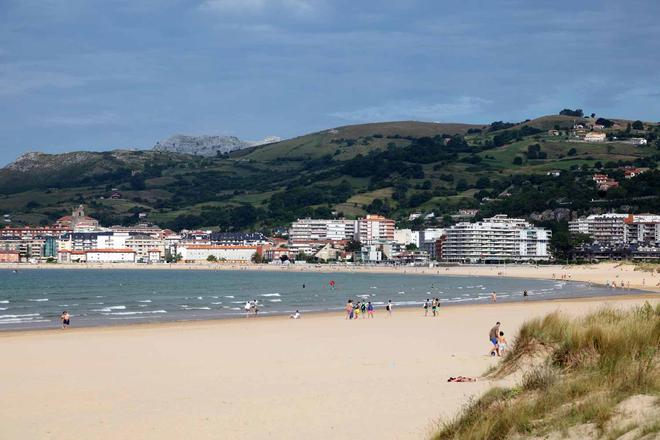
[178,245,263,262]
[288,219,356,245]
[584,132,606,142]
[55,205,100,230]
[568,214,629,244]
[0,250,20,263]
[393,229,420,247]
[629,138,647,146]
[356,215,395,244]
[442,215,551,263]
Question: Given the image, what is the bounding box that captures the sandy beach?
[1,293,657,440]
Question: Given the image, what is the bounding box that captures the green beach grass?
[433,303,660,440]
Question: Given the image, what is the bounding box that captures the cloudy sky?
[1,0,659,162]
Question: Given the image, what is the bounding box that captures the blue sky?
[1,0,659,163]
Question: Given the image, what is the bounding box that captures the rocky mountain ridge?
[153,134,281,157]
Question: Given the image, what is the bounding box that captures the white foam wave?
[138,300,152,303]
[0,313,40,319]
[0,300,9,304]
[92,305,126,312]
[224,295,235,298]
[269,299,282,302]
[260,293,281,297]
[103,310,167,316]
[28,298,49,302]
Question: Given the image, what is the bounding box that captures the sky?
[1,0,659,163]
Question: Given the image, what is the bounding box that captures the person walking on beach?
[360,301,367,319]
[346,300,353,319]
[386,300,393,317]
[489,322,501,356]
[367,301,374,318]
[354,301,361,319]
[432,298,438,317]
[424,299,430,316]
[60,311,70,329]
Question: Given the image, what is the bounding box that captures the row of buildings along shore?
[0,205,659,264]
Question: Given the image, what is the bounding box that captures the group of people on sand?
[345,299,393,319]
[244,300,260,317]
[488,321,508,356]
[423,298,441,316]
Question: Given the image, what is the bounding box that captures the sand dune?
[1,294,657,439]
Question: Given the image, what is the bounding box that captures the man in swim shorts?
[489,322,501,356]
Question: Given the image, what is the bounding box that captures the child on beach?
[367,302,374,318]
[498,331,508,355]
[354,302,361,319]
[424,299,429,316]
[360,301,367,318]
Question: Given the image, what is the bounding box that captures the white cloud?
[330,96,491,123]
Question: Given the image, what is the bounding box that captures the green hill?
[0,114,658,231]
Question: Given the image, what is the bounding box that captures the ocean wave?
[224,295,235,298]
[28,298,49,302]
[103,310,167,316]
[269,299,282,302]
[138,300,152,303]
[0,318,50,324]
[182,306,211,310]
[211,302,222,304]
[92,305,126,312]
[0,300,9,304]
[260,293,281,297]
[0,307,6,310]
[0,313,40,319]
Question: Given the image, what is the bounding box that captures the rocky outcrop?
[153,134,281,157]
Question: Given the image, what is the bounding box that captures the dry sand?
[1,294,657,440]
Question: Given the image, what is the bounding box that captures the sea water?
[0,268,630,330]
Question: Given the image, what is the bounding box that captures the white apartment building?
[442,215,551,263]
[569,214,629,243]
[178,245,262,262]
[356,215,395,244]
[289,219,356,245]
[393,229,420,247]
[627,214,660,242]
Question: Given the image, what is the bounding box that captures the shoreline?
[1,291,657,337]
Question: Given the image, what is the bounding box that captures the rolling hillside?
[0,115,658,231]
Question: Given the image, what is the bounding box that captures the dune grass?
[433,303,660,440]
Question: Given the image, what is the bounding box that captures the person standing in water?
[491,291,497,303]
[423,299,430,317]
[60,311,70,329]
